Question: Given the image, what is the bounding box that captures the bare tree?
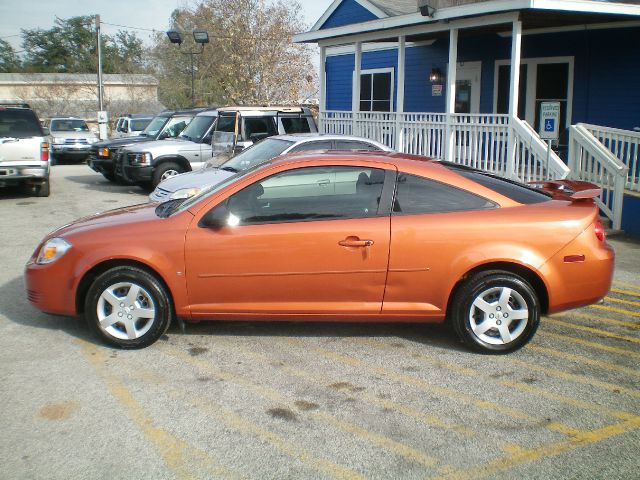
[150,0,316,108]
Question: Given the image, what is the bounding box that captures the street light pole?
[166,29,209,107]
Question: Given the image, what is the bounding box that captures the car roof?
[265,133,392,150]
[217,106,306,114]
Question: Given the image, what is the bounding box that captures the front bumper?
[24,256,77,317]
[0,165,49,187]
[88,156,115,175]
[52,144,92,157]
[123,164,153,183]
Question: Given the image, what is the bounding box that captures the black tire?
[84,266,174,349]
[152,162,183,189]
[450,270,540,354]
[33,179,50,197]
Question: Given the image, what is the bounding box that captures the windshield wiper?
[220,166,238,173]
[154,198,186,218]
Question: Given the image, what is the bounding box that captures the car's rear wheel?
[450,271,540,353]
[153,162,182,188]
[84,266,173,349]
[33,179,50,197]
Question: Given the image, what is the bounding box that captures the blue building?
[295,0,640,234]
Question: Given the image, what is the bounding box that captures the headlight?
[130,152,152,165]
[169,187,201,200]
[36,238,72,265]
[98,147,110,157]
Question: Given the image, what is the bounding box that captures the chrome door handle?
[339,238,374,247]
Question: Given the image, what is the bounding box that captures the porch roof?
[295,0,640,44]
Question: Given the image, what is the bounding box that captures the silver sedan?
[149,133,391,202]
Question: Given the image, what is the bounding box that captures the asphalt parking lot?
[1,164,639,479]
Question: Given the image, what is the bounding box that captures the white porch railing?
[580,123,640,192]
[568,124,629,230]
[320,110,568,183]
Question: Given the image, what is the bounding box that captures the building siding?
[324,27,640,131]
[320,0,379,29]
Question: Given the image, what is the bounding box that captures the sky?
[0,0,334,50]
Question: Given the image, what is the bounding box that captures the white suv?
[112,115,154,138]
[0,103,51,196]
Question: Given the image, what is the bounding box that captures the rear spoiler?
[527,180,601,201]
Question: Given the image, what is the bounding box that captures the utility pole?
[95,14,107,139]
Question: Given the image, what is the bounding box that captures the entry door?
[184,165,392,317]
[455,62,481,114]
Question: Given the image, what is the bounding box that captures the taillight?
[41,142,49,162]
[594,220,605,242]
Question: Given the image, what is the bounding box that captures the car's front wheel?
[450,271,540,353]
[153,162,183,188]
[84,266,173,349]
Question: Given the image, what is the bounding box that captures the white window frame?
[493,56,574,131]
[354,67,395,112]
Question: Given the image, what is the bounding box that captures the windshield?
[130,118,152,131]
[142,116,169,136]
[50,119,89,132]
[159,115,193,139]
[217,137,294,172]
[179,115,215,142]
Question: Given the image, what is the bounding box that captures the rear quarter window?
[442,163,551,204]
[281,117,311,134]
[393,173,495,214]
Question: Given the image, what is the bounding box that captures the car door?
[184,164,394,317]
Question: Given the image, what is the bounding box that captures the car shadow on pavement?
[173,319,466,352]
[64,173,149,196]
[0,276,99,345]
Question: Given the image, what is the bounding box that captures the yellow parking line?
[219,338,476,439]
[284,339,582,438]
[158,343,441,473]
[605,296,640,308]
[526,344,640,378]
[611,288,640,298]
[545,318,640,345]
[437,416,640,480]
[537,330,640,358]
[356,339,638,420]
[613,281,640,291]
[557,311,639,329]
[77,340,240,480]
[591,303,640,318]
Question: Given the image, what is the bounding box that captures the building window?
[359,69,393,112]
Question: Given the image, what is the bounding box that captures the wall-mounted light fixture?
[429,67,443,83]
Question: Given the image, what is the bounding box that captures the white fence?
[580,124,640,193]
[320,110,568,183]
[569,124,629,230]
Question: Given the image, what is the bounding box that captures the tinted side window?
[442,163,551,204]
[221,166,386,225]
[393,173,495,214]
[281,117,311,133]
[334,140,381,151]
[216,116,236,132]
[242,117,275,141]
[289,140,334,152]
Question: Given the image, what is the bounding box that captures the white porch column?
[353,41,362,136]
[319,45,326,133]
[444,28,458,163]
[396,35,406,152]
[506,19,522,179]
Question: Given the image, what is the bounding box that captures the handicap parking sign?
[539,102,560,140]
[544,118,555,132]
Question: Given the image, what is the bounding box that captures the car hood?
[124,137,192,153]
[48,202,167,239]
[93,135,156,149]
[156,167,236,193]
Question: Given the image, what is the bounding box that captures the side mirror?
[199,204,231,229]
[42,127,49,136]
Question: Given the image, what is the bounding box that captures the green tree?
[150,0,316,108]
[21,16,145,74]
[0,39,22,72]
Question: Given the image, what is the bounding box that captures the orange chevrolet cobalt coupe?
[25,152,614,353]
